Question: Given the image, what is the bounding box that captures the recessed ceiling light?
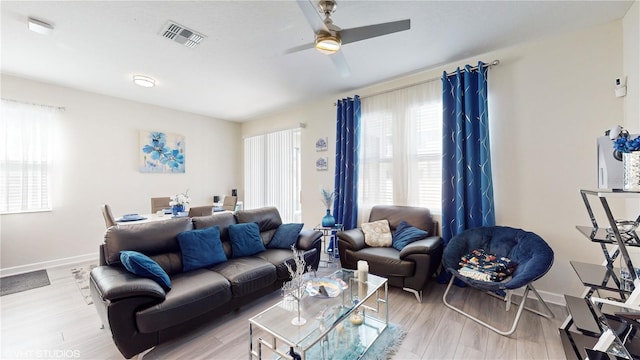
[28,17,54,36]
[132,75,156,88]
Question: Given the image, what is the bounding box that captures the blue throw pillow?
[120,250,171,290]
[268,223,304,249]
[392,221,429,251]
[177,226,227,272]
[228,222,266,258]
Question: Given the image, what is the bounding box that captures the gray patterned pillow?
[362,219,392,247]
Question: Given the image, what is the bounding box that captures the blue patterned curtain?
[333,96,361,230]
[441,62,495,245]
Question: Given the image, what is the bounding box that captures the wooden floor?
[0,260,569,359]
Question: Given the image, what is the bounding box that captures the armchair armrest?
[90,266,166,302]
[399,236,443,259]
[296,229,322,250]
[337,228,366,251]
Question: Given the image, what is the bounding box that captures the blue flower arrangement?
[614,135,640,153]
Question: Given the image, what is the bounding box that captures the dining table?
[115,209,232,225]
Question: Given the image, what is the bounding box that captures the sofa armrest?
[337,228,366,251]
[296,229,322,250]
[399,236,443,259]
[90,266,166,302]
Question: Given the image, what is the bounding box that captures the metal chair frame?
[442,276,554,336]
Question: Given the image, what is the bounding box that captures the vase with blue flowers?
[170,190,190,215]
[321,189,336,227]
[612,126,640,191]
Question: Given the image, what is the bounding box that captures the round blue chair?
[442,226,555,336]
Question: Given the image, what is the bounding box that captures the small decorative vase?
[172,204,184,215]
[623,152,640,191]
[321,209,335,227]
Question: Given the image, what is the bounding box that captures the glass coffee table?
[249,269,388,360]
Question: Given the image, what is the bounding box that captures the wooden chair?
[101,204,116,228]
[151,197,171,213]
[188,205,213,217]
[222,196,237,212]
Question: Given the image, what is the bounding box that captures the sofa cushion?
[103,217,192,274]
[211,257,277,297]
[268,223,304,249]
[228,223,266,257]
[369,205,435,234]
[177,226,227,272]
[135,269,231,333]
[362,219,392,247]
[348,247,415,277]
[191,212,236,243]
[119,250,171,290]
[236,207,283,245]
[252,249,294,280]
[392,221,429,251]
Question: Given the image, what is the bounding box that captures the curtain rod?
[335,59,500,104]
[1,98,66,111]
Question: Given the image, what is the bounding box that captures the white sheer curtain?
[1,99,58,213]
[359,80,442,222]
[244,127,301,222]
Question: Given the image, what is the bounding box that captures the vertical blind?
[359,79,442,213]
[244,127,301,222]
[1,99,58,214]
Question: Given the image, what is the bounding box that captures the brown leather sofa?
[337,205,443,303]
[89,207,321,358]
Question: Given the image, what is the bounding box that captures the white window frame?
[359,80,442,215]
[1,99,58,214]
[243,127,302,223]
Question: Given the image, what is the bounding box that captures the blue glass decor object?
[322,209,335,228]
[172,204,184,215]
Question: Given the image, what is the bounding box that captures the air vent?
[160,21,205,48]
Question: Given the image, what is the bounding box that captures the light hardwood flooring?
[0,259,568,359]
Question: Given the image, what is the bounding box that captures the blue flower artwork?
[139,131,185,173]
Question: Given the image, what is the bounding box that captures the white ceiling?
[1,1,634,122]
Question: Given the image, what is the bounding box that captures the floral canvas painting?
[139,131,186,173]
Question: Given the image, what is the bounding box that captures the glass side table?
[314,224,344,266]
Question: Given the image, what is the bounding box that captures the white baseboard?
[0,253,98,277]
[510,287,566,307]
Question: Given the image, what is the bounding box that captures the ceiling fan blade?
[329,51,351,78]
[340,19,410,45]
[284,42,316,54]
[296,0,329,33]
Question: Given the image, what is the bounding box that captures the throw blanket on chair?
[458,249,516,282]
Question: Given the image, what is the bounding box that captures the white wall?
[0,75,241,273]
[242,19,638,299]
[624,1,639,129]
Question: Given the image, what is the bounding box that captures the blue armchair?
[442,226,555,336]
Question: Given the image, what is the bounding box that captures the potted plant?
[169,190,190,215]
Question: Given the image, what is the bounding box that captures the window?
[1,99,58,214]
[359,80,442,213]
[244,127,301,222]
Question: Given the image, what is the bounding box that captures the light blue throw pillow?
[268,223,304,249]
[392,221,429,251]
[120,250,171,290]
[228,222,266,258]
[177,226,227,272]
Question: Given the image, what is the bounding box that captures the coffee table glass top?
[249,269,386,350]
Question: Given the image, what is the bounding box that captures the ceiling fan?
[289,0,411,77]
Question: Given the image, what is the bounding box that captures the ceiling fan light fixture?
[132,75,156,88]
[315,33,341,55]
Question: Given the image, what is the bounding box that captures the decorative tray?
[306,278,348,298]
